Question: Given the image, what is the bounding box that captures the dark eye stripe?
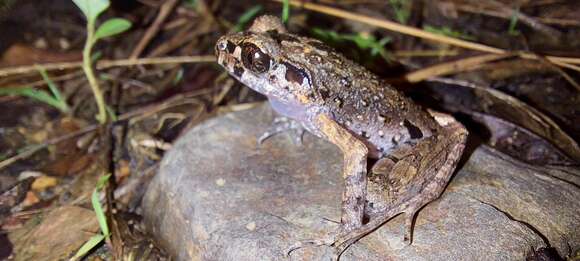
[283,62,309,85]
[226,41,237,54]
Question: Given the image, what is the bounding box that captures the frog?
[215,15,468,258]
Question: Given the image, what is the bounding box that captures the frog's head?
[215,15,315,106]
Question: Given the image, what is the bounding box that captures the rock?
[143,103,580,260]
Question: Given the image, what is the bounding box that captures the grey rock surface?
[143,103,580,261]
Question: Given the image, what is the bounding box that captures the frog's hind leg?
[258,116,305,145]
[334,111,468,252]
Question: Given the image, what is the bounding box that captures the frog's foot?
[258,116,305,145]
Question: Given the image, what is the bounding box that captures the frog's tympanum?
[215,15,468,258]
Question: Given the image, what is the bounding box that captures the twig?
[0,55,215,78]
[273,0,580,69]
[536,57,580,91]
[428,77,580,161]
[481,0,562,37]
[393,49,460,57]
[0,125,99,170]
[455,4,580,27]
[0,88,213,171]
[130,0,180,58]
[404,53,512,83]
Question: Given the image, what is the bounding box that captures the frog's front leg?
[287,114,368,258]
[317,114,369,230]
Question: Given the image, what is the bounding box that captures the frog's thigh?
[369,113,467,242]
[371,146,417,186]
[316,114,368,231]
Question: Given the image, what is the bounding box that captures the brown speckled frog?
[215,15,468,258]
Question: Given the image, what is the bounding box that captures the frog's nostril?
[217,40,228,52]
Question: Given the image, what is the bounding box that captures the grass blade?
[282,0,290,24]
[37,67,69,113]
[71,234,105,260]
[92,174,111,236]
[234,5,262,32]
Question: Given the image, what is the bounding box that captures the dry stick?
[130,0,180,59]
[274,0,580,67]
[0,125,99,170]
[455,4,580,27]
[482,0,562,37]
[0,55,215,78]
[394,50,460,57]
[0,88,214,171]
[537,58,580,91]
[404,53,512,83]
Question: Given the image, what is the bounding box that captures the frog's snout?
[215,38,227,55]
[215,37,239,67]
[215,38,227,64]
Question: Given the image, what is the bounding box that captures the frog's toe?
[258,117,304,146]
[286,234,337,257]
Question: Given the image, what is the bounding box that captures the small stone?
[31,176,58,191]
[34,38,47,49]
[245,222,257,231]
[59,38,71,50]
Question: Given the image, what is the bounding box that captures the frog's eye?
[241,43,271,74]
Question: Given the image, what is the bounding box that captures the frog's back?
[279,35,441,157]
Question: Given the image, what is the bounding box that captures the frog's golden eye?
[241,43,271,74]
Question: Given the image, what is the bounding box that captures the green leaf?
[423,25,475,41]
[311,28,392,61]
[312,28,343,43]
[105,105,118,122]
[96,173,111,190]
[281,0,290,24]
[71,234,105,260]
[233,5,262,32]
[0,87,68,112]
[72,0,110,23]
[508,9,521,36]
[389,0,410,24]
[173,68,184,85]
[184,0,197,9]
[94,18,132,41]
[92,174,111,236]
[37,67,69,113]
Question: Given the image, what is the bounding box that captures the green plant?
[312,28,392,60]
[508,9,521,36]
[389,0,410,24]
[0,68,69,113]
[184,0,197,9]
[71,174,111,260]
[282,0,290,24]
[423,25,475,40]
[233,5,263,32]
[72,0,131,124]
